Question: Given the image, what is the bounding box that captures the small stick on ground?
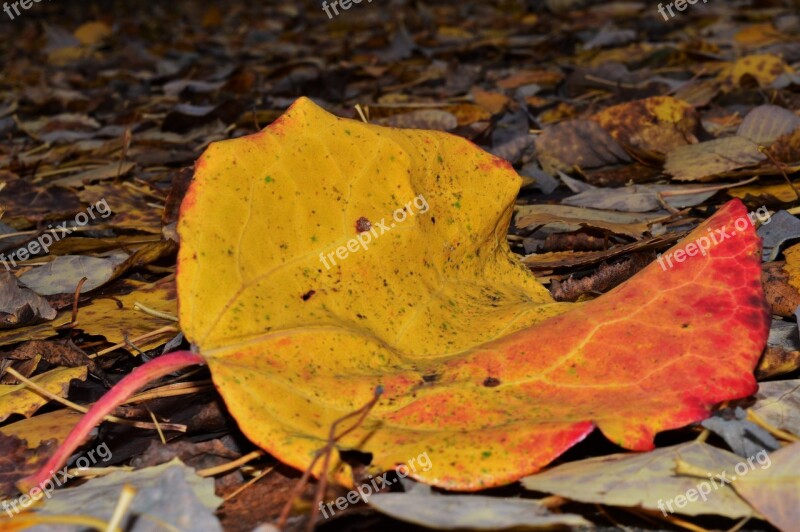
[69,276,89,336]
[276,386,383,531]
[759,145,800,202]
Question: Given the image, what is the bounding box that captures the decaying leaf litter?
[1,1,800,530]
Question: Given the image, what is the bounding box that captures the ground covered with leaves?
[1,0,800,531]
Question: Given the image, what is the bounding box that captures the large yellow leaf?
[177,98,769,490]
[179,97,569,355]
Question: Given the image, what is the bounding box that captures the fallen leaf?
[550,253,652,302]
[535,119,630,174]
[733,441,800,531]
[751,379,800,437]
[73,21,111,46]
[521,441,756,518]
[757,319,800,379]
[761,262,800,318]
[0,272,56,329]
[767,128,800,164]
[0,409,85,448]
[470,88,509,115]
[0,180,81,226]
[34,459,223,531]
[728,180,800,204]
[590,96,699,156]
[515,204,662,238]
[496,69,563,89]
[736,104,800,145]
[176,98,770,490]
[758,210,800,261]
[782,243,800,291]
[0,366,87,423]
[0,321,69,350]
[665,136,765,182]
[78,184,163,234]
[722,53,793,88]
[0,433,55,499]
[130,439,239,471]
[700,407,779,458]
[734,23,784,48]
[376,110,458,131]
[559,172,722,212]
[4,340,108,387]
[19,253,129,295]
[51,161,135,188]
[74,277,177,349]
[368,491,589,529]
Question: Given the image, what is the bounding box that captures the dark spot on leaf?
[356,217,372,233]
[483,377,501,387]
[301,290,316,301]
[422,373,440,383]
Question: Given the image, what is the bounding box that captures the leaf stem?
[17,351,204,494]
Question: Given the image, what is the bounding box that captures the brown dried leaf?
[0,272,56,329]
[535,120,630,174]
[0,433,56,499]
[591,96,700,156]
[762,261,800,318]
[665,136,765,182]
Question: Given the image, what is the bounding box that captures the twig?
[69,277,88,339]
[354,104,369,124]
[2,367,186,432]
[223,465,275,502]
[638,508,710,532]
[747,409,800,442]
[104,484,136,532]
[727,516,751,532]
[133,302,178,322]
[89,325,179,359]
[123,335,147,358]
[8,514,120,531]
[116,128,132,179]
[758,145,800,202]
[658,177,759,197]
[198,450,265,478]
[69,466,132,479]
[276,386,383,531]
[147,407,166,444]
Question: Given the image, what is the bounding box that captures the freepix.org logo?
[2,441,112,517]
[1,198,111,271]
[3,0,51,21]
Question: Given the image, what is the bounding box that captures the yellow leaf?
[783,243,800,292]
[591,96,699,156]
[76,277,177,349]
[734,23,783,48]
[0,367,87,423]
[728,181,800,203]
[74,21,112,46]
[720,53,792,88]
[0,409,85,448]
